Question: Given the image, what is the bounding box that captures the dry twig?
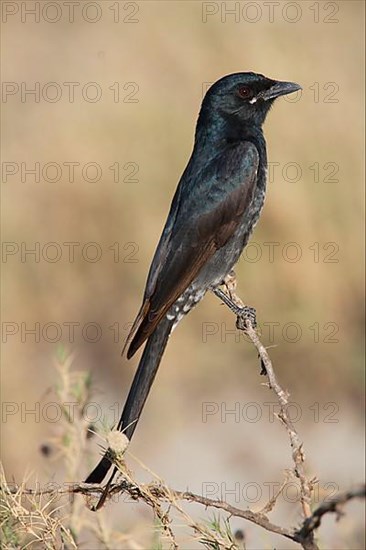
[6,478,365,550]
[213,285,315,519]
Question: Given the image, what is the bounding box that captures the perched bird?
[86,72,301,495]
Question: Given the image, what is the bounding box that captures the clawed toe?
[235,305,257,330]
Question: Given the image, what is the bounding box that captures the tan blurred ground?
[1,1,365,548]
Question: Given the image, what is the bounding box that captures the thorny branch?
[213,281,316,515]
[6,478,365,550]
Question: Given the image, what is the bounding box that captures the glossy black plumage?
[86,72,301,490]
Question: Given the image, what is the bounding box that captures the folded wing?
[126,141,259,358]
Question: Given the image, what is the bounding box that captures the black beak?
[261,80,302,101]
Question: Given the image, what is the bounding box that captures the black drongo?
[86,72,301,493]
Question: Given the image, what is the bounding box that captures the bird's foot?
[212,287,257,329]
[235,305,257,331]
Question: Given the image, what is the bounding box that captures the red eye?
[238,86,252,99]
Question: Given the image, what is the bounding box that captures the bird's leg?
[212,273,257,329]
[222,269,237,299]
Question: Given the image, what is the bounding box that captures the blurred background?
[2,1,365,548]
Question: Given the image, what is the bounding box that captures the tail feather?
[126,303,171,359]
[85,316,173,484]
[121,299,150,357]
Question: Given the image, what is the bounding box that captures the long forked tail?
[85,316,174,485]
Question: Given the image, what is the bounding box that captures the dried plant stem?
[213,285,314,519]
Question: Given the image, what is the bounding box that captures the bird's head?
[201,72,301,128]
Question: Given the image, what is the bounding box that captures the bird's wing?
[126,141,259,358]
[121,163,188,356]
